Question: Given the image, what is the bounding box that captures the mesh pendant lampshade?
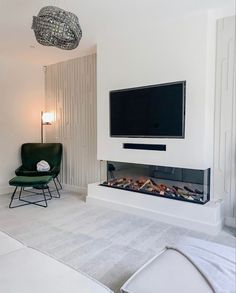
[32,6,82,50]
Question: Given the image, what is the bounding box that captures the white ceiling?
[0,0,234,65]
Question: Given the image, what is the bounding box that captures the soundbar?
[123,143,166,151]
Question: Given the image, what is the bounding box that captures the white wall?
[97,11,214,170]
[0,57,44,194]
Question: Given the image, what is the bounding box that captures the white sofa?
[121,248,213,293]
[0,231,113,293]
[121,237,235,293]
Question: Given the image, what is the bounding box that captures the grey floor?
[0,191,235,293]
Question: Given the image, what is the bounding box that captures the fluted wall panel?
[44,54,100,189]
[213,16,236,225]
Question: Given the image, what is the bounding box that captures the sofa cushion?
[121,249,212,293]
[0,231,24,256]
[0,247,112,293]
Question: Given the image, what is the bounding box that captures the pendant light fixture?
[32,6,82,50]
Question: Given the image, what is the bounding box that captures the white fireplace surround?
[87,161,222,234]
[87,182,223,235]
[91,13,234,230]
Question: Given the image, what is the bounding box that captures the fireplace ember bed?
[100,161,210,205]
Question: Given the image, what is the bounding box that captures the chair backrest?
[21,143,63,170]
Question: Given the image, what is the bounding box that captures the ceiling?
[0,0,234,65]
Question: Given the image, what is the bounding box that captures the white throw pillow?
[37,160,50,172]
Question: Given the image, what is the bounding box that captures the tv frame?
[109,80,186,139]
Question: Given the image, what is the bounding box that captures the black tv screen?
[110,81,186,138]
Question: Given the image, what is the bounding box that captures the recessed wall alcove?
[100,161,210,205]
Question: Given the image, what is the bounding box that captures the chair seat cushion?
[9,176,52,187]
[15,169,57,177]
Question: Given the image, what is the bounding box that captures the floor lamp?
[41,111,54,143]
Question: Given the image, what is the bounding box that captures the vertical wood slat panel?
[44,54,100,189]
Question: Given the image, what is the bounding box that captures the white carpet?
[0,191,235,293]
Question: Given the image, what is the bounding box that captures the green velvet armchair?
[15,143,63,197]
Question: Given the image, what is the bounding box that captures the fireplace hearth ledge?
[87,182,223,235]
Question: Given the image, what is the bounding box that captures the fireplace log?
[102,176,205,204]
[114,178,127,186]
[184,186,194,193]
[107,179,118,186]
[117,179,133,188]
[139,179,152,190]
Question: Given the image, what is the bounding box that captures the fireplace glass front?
[100,161,210,204]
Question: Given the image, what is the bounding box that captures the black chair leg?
[47,186,52,200]
[53,178,61,198]
[10,186,49,208]
[18,187,22,200]
[42,188,48,208]
[56,176,62,190]
[9,187,18,208]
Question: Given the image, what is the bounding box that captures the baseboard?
[62,183,87,194]
[0,185,14,195]
[225,217,236,228]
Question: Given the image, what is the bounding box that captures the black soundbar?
[123,143,166,151]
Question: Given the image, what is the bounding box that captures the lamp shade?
[42,112,55,125]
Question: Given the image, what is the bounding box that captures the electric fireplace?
[100,161,210,204]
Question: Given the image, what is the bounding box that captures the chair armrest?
[50,166,60,176]
[15,165,24,175]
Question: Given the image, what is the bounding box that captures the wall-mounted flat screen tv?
[110,81,186,138]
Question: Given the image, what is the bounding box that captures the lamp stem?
[41,111,44,143]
